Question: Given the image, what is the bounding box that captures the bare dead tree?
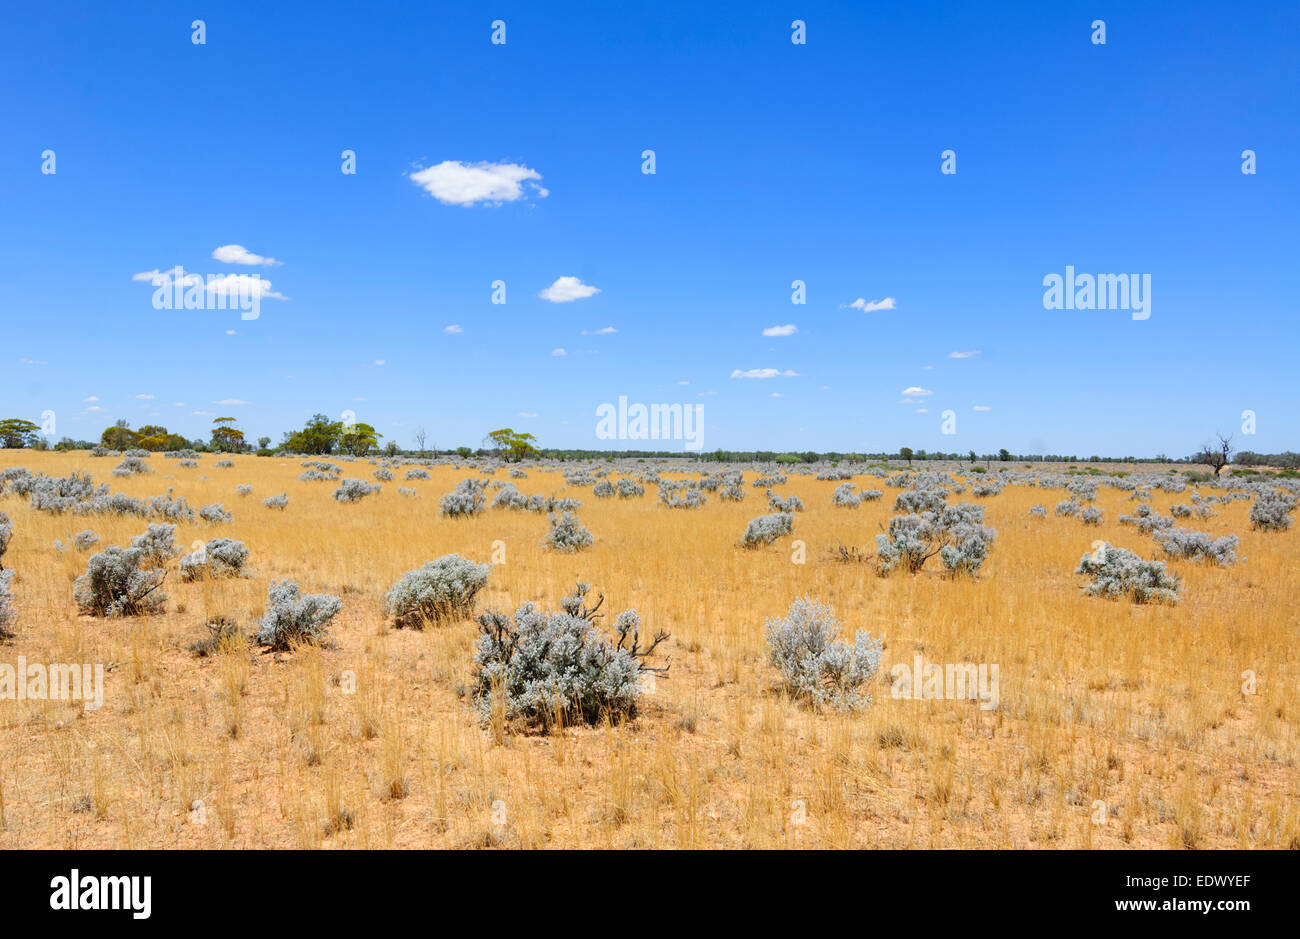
[413,426,427,458]
[1193,433,1233,477]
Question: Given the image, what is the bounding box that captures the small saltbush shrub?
[876,504,996,577]
[199,503,232,524]
[180,538,250,581]
[767,490,804,512]
[1055,500,1080,517]
[832,483,861,507]
[740,512,794,548]
[491,484,528,509]
[214,459,234,468]
[262,492,289,510]
[129,523,180,566]
[593,479,615,498]
[74,529,99,551]
[1028,504,1047,517]
[385,554,490,629]
[1249,490,1296,531]
[472,582,668,728]
[333,478,381,503]
[396,486,417,497]
[0,570,15,639]
[894,488,948,514]
[73,546,167,616]
[1076,543,1180,604]
[765,597,882,711]
[719,482,746,502]
[1079,506,1104,526]
[236,484,253,496]
[405,468,432,480]
[546,512,593,552]
[254,579,342,650]
[373,467,394,482]
[1154,528,1240,565]
[440,478,488,517]
[658,486,706,509]
[113,456,151,477]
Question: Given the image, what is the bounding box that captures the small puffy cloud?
[135,393,154,400]
[83,405,105,413]
[731,368,798,379]
[192,410,213,417]
[518,412,539,418]
[225,329,238,335]
[948,349,981,359]
[539,276,600,303]
[214,399,249,406]
[916,408,929,414]
[372,359,385,366]
[581,326,616,335]
[18,357,47,365]
[921,364,934,370]
[206,273,287,301]
[409,160,547,206]
[973,405,992,411]
[762,324,797,337]
[551,348,567,356]
[443,324,463,334]
[846,296,896,313]
[83,395,98,403]
[353,397,367,402]
[901,386,933,396]
[677,380,689,386]
[769,392,784,397]
[212,244,280,266]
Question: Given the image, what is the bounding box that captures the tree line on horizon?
[0,415,1296,470]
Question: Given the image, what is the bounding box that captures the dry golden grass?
[0,451,1296,849]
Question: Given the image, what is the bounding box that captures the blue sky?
[2,1,1296,456]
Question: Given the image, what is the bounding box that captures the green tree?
[284,414,341,454]
[338,422,382,455]
[0,418,41,448]
[211,417,247,453]
[486,428,539,462]
[100,419,138,450]
[899,447,914,466]
[998,448,1011,462]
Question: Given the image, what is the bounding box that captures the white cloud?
[192,410,213,417]
[847,296,896,313]
[973,405,992,411]
[921,364,934,370]
[135,393,154,400]
[409,160,547,206]
[551,348,567,356]
[731,368,799,379]
[206,273,287,301]
[769,392,784,397]
[353,397,367,402]
[700,390,717,396]
[581,326,616,335]
[539,276,600,303]
[916,408,929,413]
[172,402,185,407]
[443,324,463,335]
[518,412,539,418]
[372,359,385,366]
[214,399,249,406]
[83,396,98,403]
[212,244,280,267]
[948,349,981,359]
[677,380,689,385]
[901,386,933,396]
[83,405,105,413]
[225,329,238,335]
[18,357,47,365]
[762,324,797,337]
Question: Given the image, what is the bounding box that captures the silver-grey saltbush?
[765,597,882,711]
[385,554,490,629]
